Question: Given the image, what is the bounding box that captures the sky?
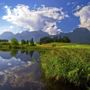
[0,0,90,35]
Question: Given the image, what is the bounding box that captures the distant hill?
[0,31,49,42]
[0,32,14,40]
[61,28,90,43]
[15,30,49,42]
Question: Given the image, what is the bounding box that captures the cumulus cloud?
[74,5,90,30]
[2,4,68,35]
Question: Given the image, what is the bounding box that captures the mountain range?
[0,28,90,43]
[0,30,49,42]
[61,28,90,43]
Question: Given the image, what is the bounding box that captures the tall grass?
[40,48,90,89]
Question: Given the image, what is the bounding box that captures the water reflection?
[0,50,44,90]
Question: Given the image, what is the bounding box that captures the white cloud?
[74,5,90,30]
[1,29,10,32]
[2,4,68,35]
[43,22,62,35]
[0,28,11,35]
[0,25,12,34]
[9,25,14,29]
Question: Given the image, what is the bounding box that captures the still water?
[0,50,44,90]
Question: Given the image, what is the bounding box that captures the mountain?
[0,31,49,42]
[61,28,90,43]
[0,32,14,40]
[15,30,49,42]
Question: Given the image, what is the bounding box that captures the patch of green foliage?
[40,36,71,44]
[30,38,35,46]
[11,38,19,45]
[40,48,90,89]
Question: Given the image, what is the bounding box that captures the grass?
[39,42,90,49]
[40,43,90,89]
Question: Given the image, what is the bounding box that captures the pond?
[0,50,44,90]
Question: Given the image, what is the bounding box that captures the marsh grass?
[40,48,90,89]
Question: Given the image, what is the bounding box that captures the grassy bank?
[40,43,90,90]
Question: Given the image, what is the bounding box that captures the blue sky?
[0,0,90,34]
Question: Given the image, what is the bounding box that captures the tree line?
[11,38,35,46]
[39,36,71,44]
